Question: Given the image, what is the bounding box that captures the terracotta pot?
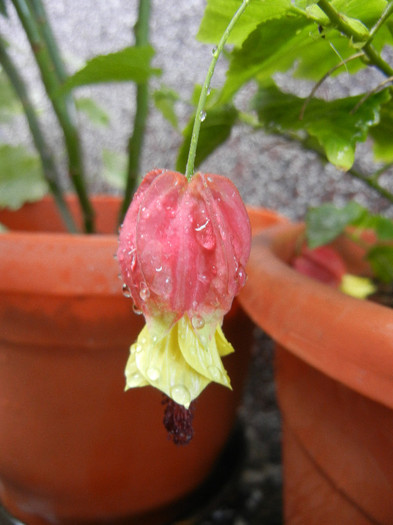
[238,222,393,525]
[0,196,284,525]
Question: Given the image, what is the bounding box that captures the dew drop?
[212,46,217,56]
[127,372,143,387]
[147,367,160,381]
[113,253,118,260]
[155,265,163,272]
[236,266,247,287]
[200,110,206,122]
[122,283,132,298]
[208,365,222,381]
[139,282,150,301]
[207,87,211,96]
[191,315,205,330]
[135,343,143,353]
[166,206,176,218]
[132,303,143,315]
[171,385,191,407]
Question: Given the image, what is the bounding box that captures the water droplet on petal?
[192,315,205,330]
[171,385,191,407]
[132,303,143,315]
[113,253,118,260]
[127,372,143,387]
[166,206,176,218]
[236,266,247,287]
[147,367,160,381]
[208,365,221,381]
[122,283,132,298]
[200,110,206,122]
[135,343,143,353]
[139,282,150,301]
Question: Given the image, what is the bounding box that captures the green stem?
[185,0,250,180]
[317,0,393,78]
[0,36,78,232]
[368,1,393,41]
[119,0,151,225]
[11,0,95,233]
[29,0,67,83]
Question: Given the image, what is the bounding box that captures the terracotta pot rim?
[239,222,393,410]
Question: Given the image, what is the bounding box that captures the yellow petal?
[340,273,376,299]
[131,321,210,408]
[125,337,149,389]
[215,324,235,357]
[178,316,232,389]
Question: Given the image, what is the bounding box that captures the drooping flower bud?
[117,169,251,410]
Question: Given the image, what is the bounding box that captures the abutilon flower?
[117,169,251,440]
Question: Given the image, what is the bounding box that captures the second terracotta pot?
[239,222,393,525]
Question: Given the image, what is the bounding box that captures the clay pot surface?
[0,197,283,524]
[239,222,393,525]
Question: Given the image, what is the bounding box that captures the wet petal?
[178,316,232,389]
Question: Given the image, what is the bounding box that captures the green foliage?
[306,202,393,283]
[367,245,393,283]
[253,84,390,170]
[0,69,21,122]
[306,202,366,247]
[176,104,238,173]
[75,97,110,127]
[63,46,161,91]
[101,149,127,190]
[0,145,48,209]
[153,86,180,129]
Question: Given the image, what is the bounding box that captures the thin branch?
[300,52,363,120]
[318,0,393,78]
[0,36,78,232]
[368,1,393,42]
[350,76,393,114]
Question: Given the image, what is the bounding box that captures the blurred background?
[1,0,391,221]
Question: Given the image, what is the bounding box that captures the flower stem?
[185,0,250,180]
[119,0,151,226]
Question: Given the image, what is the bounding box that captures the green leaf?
[306,202,366,247]
[0,144,48,209]
[153,86,180,129]
[62,46,161,91]
[253,84,391,170]
[176,104,238,173]
[197,0,292,46]
[0,70,22,122]
[219,15,312,103]
[75,97,110,127]
[367,245,393,283]
[101,149,127,190]
[370,98,393,162]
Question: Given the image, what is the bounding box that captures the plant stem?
[11,0,95,233]
[368,1,393,41]
[317,0,393,78]
[119,0,150,226]
[184,0,250,180]
[0,36,78,232]
[29,0,67,83]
